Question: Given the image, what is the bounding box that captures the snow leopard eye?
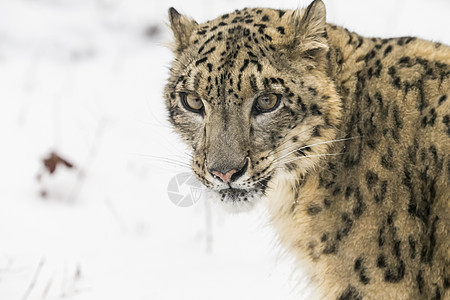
[252,93,281,114]
[179,92,204,114]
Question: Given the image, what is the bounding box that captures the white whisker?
[268,127,312,156]
[129,153,191,169]
[276,153,344,166]
[274,136,360,162]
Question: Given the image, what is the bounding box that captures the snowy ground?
[0,0,449,299]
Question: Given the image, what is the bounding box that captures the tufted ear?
[288,0,328,59]
[168,7,198,53]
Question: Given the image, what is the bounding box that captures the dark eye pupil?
[188,97,202,108]
[179,92,204,113]
[259,95,276,107]
[261,97,271,104]
[253,93,281,114]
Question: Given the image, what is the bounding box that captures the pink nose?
[211,169,237,183]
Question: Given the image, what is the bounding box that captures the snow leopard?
[163,1,450,299]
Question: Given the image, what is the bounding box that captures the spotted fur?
[164,1,450,299]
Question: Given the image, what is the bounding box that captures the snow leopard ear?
[287,0,328,59]
[168,7,198,53]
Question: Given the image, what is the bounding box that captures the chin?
[204,188,265,213]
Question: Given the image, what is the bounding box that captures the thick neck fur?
[264,23,450,299]
[264,23,374,238]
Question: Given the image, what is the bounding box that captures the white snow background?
[0,0,449,299]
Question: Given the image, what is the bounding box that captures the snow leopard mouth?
[218,175,271,201]
[205,187,261,212]
[218,187,255,202]
[206,175,272,212]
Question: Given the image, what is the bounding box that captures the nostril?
[211,169,237,183]
[230,158,249,182]
[209,158,249,183]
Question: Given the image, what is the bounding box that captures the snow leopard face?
[164,1,341,211]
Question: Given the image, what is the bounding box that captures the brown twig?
[105,197,130,233]
[41,275,54,299]
[69,118,107,202]
[22,258,45,300]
